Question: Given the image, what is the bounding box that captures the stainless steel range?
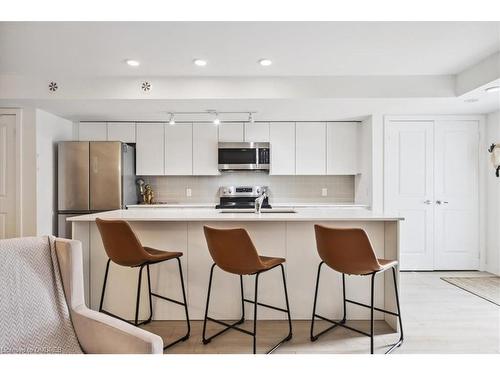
[215,186,271,210]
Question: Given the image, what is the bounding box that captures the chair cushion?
[0,236,83,354]
[258,255,285,271]
[377,258,398,270]
[143,247,183,263]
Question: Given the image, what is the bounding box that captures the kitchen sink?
[219,208,297,213]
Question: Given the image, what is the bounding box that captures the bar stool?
[202,226,293,354]
[310,225,403,354]
[95,218,190,350]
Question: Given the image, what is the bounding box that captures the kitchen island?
[69,208,403,329]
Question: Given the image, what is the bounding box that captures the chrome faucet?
[254,191,267,213]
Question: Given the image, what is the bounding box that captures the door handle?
[423,200,432,205]
[92,156,98,173]
[436,200,449,205]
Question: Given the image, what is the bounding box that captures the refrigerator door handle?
[91,156,98,173]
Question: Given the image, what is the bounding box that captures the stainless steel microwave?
[218,142,270,171]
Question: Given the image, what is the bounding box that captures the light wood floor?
[142,271,500,354]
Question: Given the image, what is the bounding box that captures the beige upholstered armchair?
[0,236,163,354]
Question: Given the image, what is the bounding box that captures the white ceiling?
[1,21,499,76]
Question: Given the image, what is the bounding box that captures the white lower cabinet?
[193,123,219,175]
[165,123,193,175]
[295,122,326,175]
[269,122,295,175]
[136,123,165,175]
[385,117,480,270]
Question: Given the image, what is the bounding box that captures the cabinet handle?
[436,200,449,205]
[423,200,432,205]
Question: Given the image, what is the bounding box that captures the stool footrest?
[345,299,400,317]
[151,292,186,306]
[314,313,371,337]
[205,317,252,338]
[243,298,289,313]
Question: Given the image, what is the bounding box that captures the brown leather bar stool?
[202,226,293,354]
[310,225,403,354]
[95,218,190,350]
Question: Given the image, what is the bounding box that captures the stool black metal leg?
[202,263,216,344]
[252,272,260,354]
[99,259,111,312]
[341,273,347,322]
[310,262,322,341]
[238,275,245,324]
[385,267,404,354]
[146,264,153,323]
[280,264,293,343]
[370,272,376,354]
[202,264,292,354]
[134,265,145,326]
[177,257,191,340]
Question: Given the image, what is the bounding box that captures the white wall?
[371,114,385,212]
[485,111,500,275]
[19,108,37,236]
[355,116,373,207]
[35,109,73,236]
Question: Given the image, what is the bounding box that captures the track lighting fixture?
[168,113,176,125]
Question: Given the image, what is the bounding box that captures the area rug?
[441,276,500,306]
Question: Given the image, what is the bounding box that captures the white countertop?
[126,203,369,209]
[68,207,403,222]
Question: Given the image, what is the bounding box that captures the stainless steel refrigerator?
[57,141,136,238]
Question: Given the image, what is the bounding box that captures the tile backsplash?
[142,173,354,204]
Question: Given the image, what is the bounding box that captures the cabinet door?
[385,121,435,270]
[244,122,269,142]
[327,122,359,175]
[269,122,295,175]
[434,120,479,270]
[295,122,326,175]
[218,123,244,142]
[78,122,107,141]
[193,123,220,175]
[136,123,164,175]
[107,122,136,143]
[165,123,193,175]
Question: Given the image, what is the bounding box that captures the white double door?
[385,119,479,270]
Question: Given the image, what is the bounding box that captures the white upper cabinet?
[218,123,244,142]
[193,123,220,175]
[136,123,164,175]
[269,122,295,175]
[244,122,269,142]
[107,122,136,143]
[164,123,193,175]
[326,122,359,175]
[78,122,107,141]
[295,122,326,175]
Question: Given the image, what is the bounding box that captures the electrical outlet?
[186,188,192,197]
[321,188,328,197]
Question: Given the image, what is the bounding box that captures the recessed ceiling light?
[258,59,272,66]
[485,86,500,93]
[193,59,207,67]
[125,59,140,67]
